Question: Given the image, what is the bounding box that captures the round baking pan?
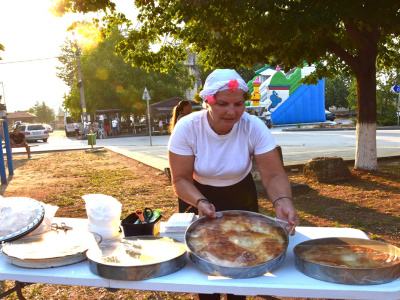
[86,236,187,280]
[2,230,102,268]
[0,197,45,243]
[185,210,289,279]
[293,237,400,285]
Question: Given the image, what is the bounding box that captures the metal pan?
[86,236,187,280]
[185,210,289,278]
[293,237,400,285]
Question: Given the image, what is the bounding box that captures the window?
[28,125,45,130]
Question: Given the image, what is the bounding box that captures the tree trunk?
[354,50,378,171]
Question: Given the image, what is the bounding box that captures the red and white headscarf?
[199,69,249,104]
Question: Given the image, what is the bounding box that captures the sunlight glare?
[49,0,66,17]
[72,22,102,52]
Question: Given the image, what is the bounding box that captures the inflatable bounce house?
[245,64,326,125]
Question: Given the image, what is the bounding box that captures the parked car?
[325,110,336,121]
[17,124,49,142]
[44,124,53,133]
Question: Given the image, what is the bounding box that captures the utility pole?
[142,87,152,146]
[73,32,87,122]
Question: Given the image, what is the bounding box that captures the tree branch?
[327,41,357,70]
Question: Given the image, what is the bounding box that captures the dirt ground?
[1,149,399,300]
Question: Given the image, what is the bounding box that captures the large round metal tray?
[86,236,187,280]
[0,197,45,243]
[185,210,289,279]
[293,237,400,285]
[2,230,102,268]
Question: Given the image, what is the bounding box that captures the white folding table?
[1,218,399,300]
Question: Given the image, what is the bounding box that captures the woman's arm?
[168,151,217,217]
[254,148,300,234]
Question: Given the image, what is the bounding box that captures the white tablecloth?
[1,218,399,299]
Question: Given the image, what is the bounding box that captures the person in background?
[10,128,31,159]
[164,100,193,179]
[159,119,164,135]
[111,118,118,136]
[92,119,100,137]
[73,120,80,139]
[103,117,110,136]
[168,69,299,300]
[168,100,192,132]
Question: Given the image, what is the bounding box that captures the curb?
[282,126,400,132]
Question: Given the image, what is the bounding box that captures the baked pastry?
[297,244,400,268]
[186,212,287,267]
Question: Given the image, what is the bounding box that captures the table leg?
[0,281,32,300]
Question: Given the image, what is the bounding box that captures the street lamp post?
[72,32,87,122]
[142,87,152,146]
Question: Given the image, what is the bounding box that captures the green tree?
[325,75,353,110]
[347,81,358,112]
[57,27,193,121]
[28,102,56,124]
[376,69,399,124]
[53,0,400,171]
[346,69,399,124]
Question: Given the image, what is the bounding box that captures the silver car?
[17,124,49,142]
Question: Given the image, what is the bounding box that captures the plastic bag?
[28,203,59,236]
[83,194,122,239]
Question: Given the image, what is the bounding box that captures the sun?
[70,22,102,52]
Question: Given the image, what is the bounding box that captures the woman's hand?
[274,198,300,235]
[197,200,217,218]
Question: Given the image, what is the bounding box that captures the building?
[7,111,36,126]
[183,52,202,101]
[150,97,201,122]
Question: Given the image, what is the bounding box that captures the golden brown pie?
[186,213,287,267]
[297,244,400,268]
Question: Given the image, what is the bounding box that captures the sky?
[0,0,137,114]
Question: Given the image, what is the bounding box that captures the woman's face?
[206,89,246,135]
[183,103,192,115]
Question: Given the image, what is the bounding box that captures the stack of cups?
[83,194,122,240]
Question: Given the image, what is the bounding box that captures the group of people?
[167,69,299,300]
[73,117,121,140]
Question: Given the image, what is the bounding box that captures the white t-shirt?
[112,120,118,128]
[168,110,276,187]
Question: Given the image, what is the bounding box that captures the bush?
[377,118,397,126]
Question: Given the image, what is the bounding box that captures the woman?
[168,69,299,300]
[168,100,192,132]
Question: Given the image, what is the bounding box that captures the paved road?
[9,127,397,171]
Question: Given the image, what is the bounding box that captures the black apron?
[178,172,258,214]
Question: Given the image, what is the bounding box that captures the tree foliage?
[57,27,193,121]
[325,75,353,110]
[0,43,4,60]
[28,102,56,124]
[54,0,400,170]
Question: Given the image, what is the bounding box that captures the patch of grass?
[370,233,381,240]
[349,220,366,231]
